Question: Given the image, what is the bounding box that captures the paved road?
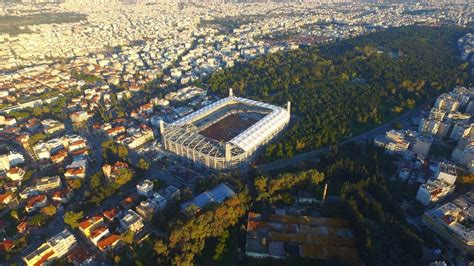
[256,106,425,172]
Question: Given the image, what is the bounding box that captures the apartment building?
[374,130,410,155]
[23,229,77,266]
[136,179,154,197]
[36,176,61,192]
[79,215,105,238]
[415,179,455,206]
[423,191,474,254]
[41,119,65,135]
[120,209,144,233]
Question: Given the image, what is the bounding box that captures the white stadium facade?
[159,89,291,170]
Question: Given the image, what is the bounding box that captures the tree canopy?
[63,211,84,229]
[204,26,470,160]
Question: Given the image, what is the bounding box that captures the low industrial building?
[245,211,359,263]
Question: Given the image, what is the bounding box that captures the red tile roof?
[26,194,47,209]
[90,226,108,239]
[0,240,14,251]
[79,215,103,230]
[34,250,54,266]
[103,207,120,220]
[97,234,120,251]
[0,192,13,204]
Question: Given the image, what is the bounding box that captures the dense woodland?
[317,143,422,265]
[204,26,471,160]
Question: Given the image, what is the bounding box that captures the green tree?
[90,172,102,190]
[70,179,82,190]
[154,240,169,256]
[63,211,83,229]
[121,230,135,245]
[138,158,150,171]
[10,210,19,221]
[29,133,47,146]
[213,230,229,261]
[41,205,57,216]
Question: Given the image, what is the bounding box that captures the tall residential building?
[423,191,474,255]
[450,122,473,141]
[418,119,450,137]
[435,161,457,186]
[374,130,410,155]
[136,179,154,197]
[415,179,455,206]
[434,93,460,113]
[411,134,433,156]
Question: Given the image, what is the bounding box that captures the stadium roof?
[171,96,290,152]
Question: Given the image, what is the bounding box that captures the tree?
[10,210,19,221]
[213,230,229,261]
[161,191,250,265]
[41,205,57,216]
[121,230,135,245]
[154,240,169,257]
[114,168,134,186]
[254,176,269,202]
[22,171,33,182]
[304,169,325,186]
[204,26,468,160]
[63,211,83,229]
[70,179,82,190]
[138,158,150,171]
[28,214,48,227]
[90,172,102,190]
[29,133,47,146]
[101,139,129,162]
[459,173,474,185]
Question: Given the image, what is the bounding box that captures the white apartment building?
[120,209,144,233]
[450,122,473,141]
[42,119,65,135]
[423,191,474,254]
[70,110,92,124]
[418,118,450,137]
[120,126,154,150]
[49,229,77,257]
[436,161,458,186]
[23,229,77,266]
[416,179,455,206]
[36,176,61,192]
[435,93,460,112]
[374,130,410,155]
[136,179,154,197]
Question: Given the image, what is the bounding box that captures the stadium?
[159,89,291,170]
